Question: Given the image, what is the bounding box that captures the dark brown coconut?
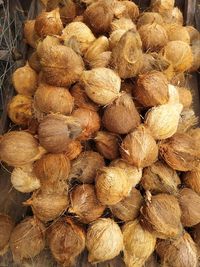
[140,193,182,239]
[10,217,45,263]
[23,20,39,48]
[0,214,14,256]
[110,29,143,79]
[70,184,106,223]
[133,70,168,107]
[159,133,200,171]
[102,93,141,134]
[28,51,41,72]
[178,188,200,227]
[69,151,105,183]
[48,217,85,266]
[38,114,82,153]
[59,0,77,25]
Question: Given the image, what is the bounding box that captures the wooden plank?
[185,0,197,25]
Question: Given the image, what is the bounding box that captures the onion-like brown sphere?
[10,217,45,263]
[0,214,14,256]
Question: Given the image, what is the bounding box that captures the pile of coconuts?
[1,0,200,266]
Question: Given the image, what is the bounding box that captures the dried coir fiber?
[0,214,14,256]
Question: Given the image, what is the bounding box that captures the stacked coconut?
[0,0,200,266]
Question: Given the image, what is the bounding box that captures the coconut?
[0,214,14,256]
[141,161,181,194]
[28,51,41,74]
[10,217,45,263]
[86,218,123,263]
[94,131,119,160]
[138,23,168,51]
[89,51,111,68]
[64,140,82,160]
[156,232,198,267]
[24,20,39,48]
[177,109,198,133]
[48,217,85,266]
[177,87,193,108]
[69,151,105,183]
[59,0,77,25]
[110,29,143,79]
[193,223,200,257]
[165,24,190,44]
[140,193,182,239]
[38,114,82,153]
[183,168,200,196]
[36,35,60,57]
[159,133,200,171]
[102,93,141,135]
[110,17,136,32]
[70,184,106,223]
[123,219,156,267]
[95,166,132,205]
[170,72,186,87]
[137,12,163,29]
[121,125,158,168]
[110,188,143,222]
[160,41,193,73]
[190,40,200,72]
[185,26,200,44]
[150,0,175,14]
[113,1,139,21]
[178,188,200,227]
[133,71,168,107]
[161,7,183,25]
[109,29,126,49]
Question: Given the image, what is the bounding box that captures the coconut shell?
[145,102,183,140]
[95,166,131,205]
[159,133,200,171]
[137,12,163,28]
[86,218,123,263]
[10,217,45,263]
[156,232,198,267]
[141,161,181,194]
[110,29,143,79]
[110,188,143,222]
[72,108,100,140]
[83,0,114,34]
[139,23,168,52]
[102,93,141,134]
[70,184,105,223]
[28,51,41,72]
[12,64,38,96]
[0,214,14,256]
[121,125,158,168]
[140,193,182,239]
[48,217,85,266]
[24,20,39,48]
[25,190,69,222]
[0,131,42,167]
[81,68,121,106]
[95,131,119,160]
[69,151,105,183]
[178,188,200,227]
[38,114,82,153]
[165,24,190,44]
[34,83,74,115]
[40,44,84,87]
[123,219,156,267]
[160,41,193,73]
[7,94,33,126]
[34,8,63,38]
[133,71,168,107]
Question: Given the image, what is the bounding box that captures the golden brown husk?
[25,190,69,222]
[23,20,39,48]
[48,217,85,267]
[193,223,200,257]
[95,166,131,205]
[110,29,143,79]
[72,108,100,140]
[59,0,77,25]
[110,17,136,32]
[110,188,143,222]
[34,8,63,38]
[123,219,156,267]
[133,71,168,107]
[38,114,82,153]
[95,131,119,160]
[137,12,163,28]
[161,7,183,25]
[109,29,126,49]
[12,64,38,96]
[28,51,41,72]
[7,94,33,126]
[102,93,141,134]
[178,188,200,227]
[89,51,111,69]
[156,232,198,267]
[121,125,158,168]
[150,0,175,14]
[138,23,168,51]
[189,40,200,72]
[70,184,105,223]
[10,217,45,263]
[63,140,82,161]
[0,214,14,256]
[165,24,190,44]
[113,0,139,21]
[0,131,42,167]
[159,133,200,171]
[39,44,84,87]
[86,218,123,263]
[177,87,193,108]
[177,109,198,133]
[186,26,200,44]
[183,168,200,195]
[141,161,180,194]
[69,151,105,183]
[140,193,182,239]
[34,83,74,115]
